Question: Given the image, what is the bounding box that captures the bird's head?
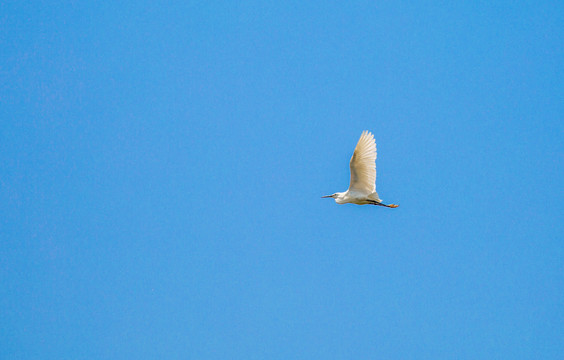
[322,193,343,200]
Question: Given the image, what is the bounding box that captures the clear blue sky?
[1,1,563,359]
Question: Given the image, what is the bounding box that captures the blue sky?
[1,1,563,359]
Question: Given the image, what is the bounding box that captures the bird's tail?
[369,191,381,202]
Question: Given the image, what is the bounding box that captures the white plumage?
[322,131,398,208]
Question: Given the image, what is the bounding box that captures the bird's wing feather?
[348,131,377,196]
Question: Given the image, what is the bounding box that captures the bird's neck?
[335,192,347,203]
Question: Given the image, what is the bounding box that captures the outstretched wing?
[348,130,377,197]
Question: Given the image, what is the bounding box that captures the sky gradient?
[1,1,563,359]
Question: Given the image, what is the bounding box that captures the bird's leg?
[369,200,385,206]
[370,200,399,208]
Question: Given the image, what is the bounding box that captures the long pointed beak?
[321,195,332,198]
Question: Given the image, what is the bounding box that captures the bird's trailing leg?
[369,200,399,208]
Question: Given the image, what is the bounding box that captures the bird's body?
[322,131,398,208]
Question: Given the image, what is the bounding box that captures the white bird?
[322,130,399,208]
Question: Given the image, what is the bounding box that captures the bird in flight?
[322,130,399,208]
